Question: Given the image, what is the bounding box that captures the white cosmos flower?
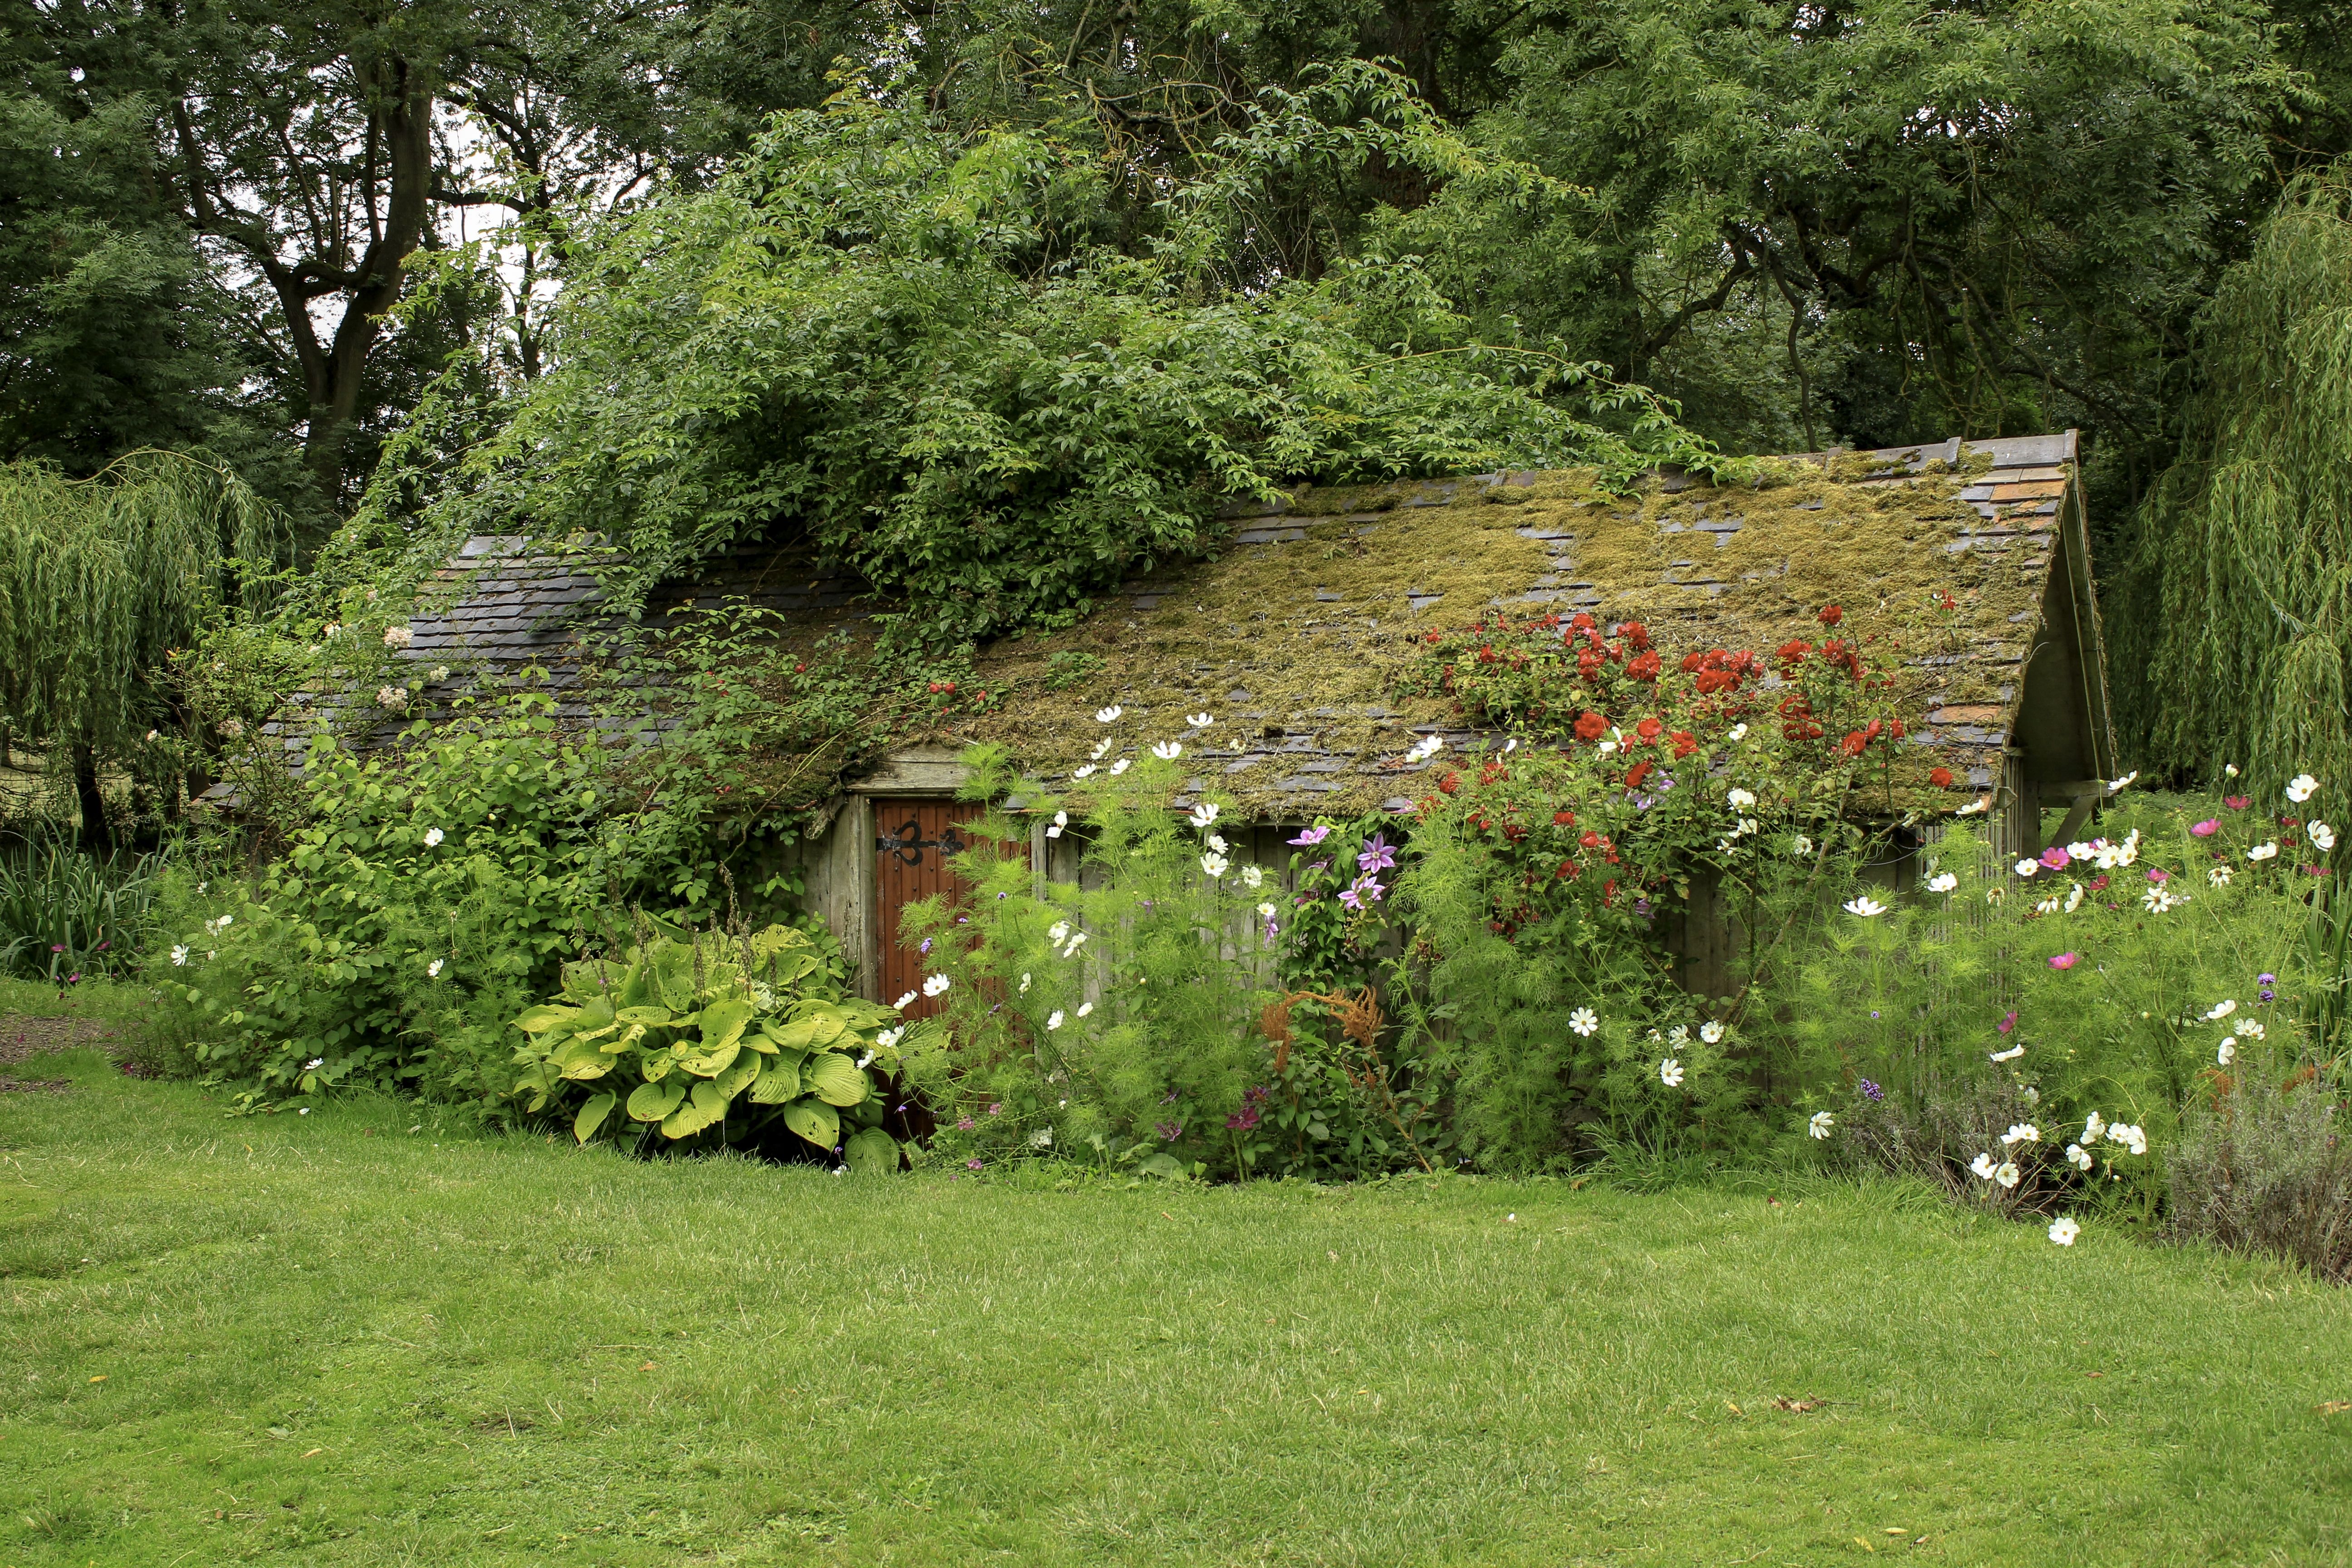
[856,1050,876,1070]
[1727,787,1757,809]
[2142,887,2188,914]
[1808,1110,1835,1139]
[1994,1161,2021,1189]
[170,944,189,965]
[2248,840,2278,861]
[1667,1024,1689,1046]
[1256,901,1277,919]
[1926,872,1959,893]
[1568,1006,1600,1037]
[1842,895,1888,918]
[1728,724,1749,742]
[2235,1018,2264,1040]
[893,991,918,1011]
[1955,797,1989,815]
[2109,770,2139,792]
[2034,896,2061,916]
[1659,1058,1684,1087]
[1188,802,1219,829]
[2000,1122,2039,1147]
[1990,1044,2025,1063]
[1095,706,1123,723]
[1047,921,1069,945]
[1018,973,1032,994]
[2310,821,2337,852]
[1071,764,1098,779]
[2111,1123,2148,1156]
[2205,998,2238,1021]
[1699,1020,1725,1044]
[1063,931,1088,956]
[2066,841,2096,862]
[1240,864,1264,889]
[1793,835,1813,857]
[2048,1215,2081,1246]
[2014,858,2041,877]
[1187,712,1214,728]
[1046,1010,1065,1031]
[422,827,444,847]
[305,1057,324,1071]
[922,973,951,997]
[1970,1152,1999,1180]
[1205,832,1229,854]
[1090,739,1114,760]
[1109,759,1130,775]
[1152,741,1182,760]
[2063,882,2084,913]
[2082,1111,2105,1143]
[876,1027,903,1049]
[2066,1143,2092,1171]
[2217,1040,2236,1066]
[2210,865,2233,887]
[1047,810,1068,838]
[427,958,445,979]
[2287,773,2319,803]
[1200,852,1229,879]
[2226,763,2240,777]
[1076,1002,1093,1018]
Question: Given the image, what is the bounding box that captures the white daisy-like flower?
[2248,840,2278,861]
[1808,1110,1835,1139]
[1109,759,1130,775]
[1048,921,1070,945]
[1699,1020,1725,1044]
[1793,835,1813,857]
[1095,706,1123,724]
[876,1027,904,1049]
[1205,832,1228,854]
[2000,1122,2039,1147]
[1994,1160,2021,1189]
[1659,1058,1684,1087]
[2287,773,2319,803]
[922,973,951,997]
[2066,1143,2092,1171]
[1018,973,1032,994]
[1076,1002,1093,1018]
[2021,1086,2039,1106]
[1200,851,1229,879]
[383,625,413,647]
[377,685,408,710]
[427,958,445,979]
[893,990,918,1011]
[1045,1009,1065,1031]
[2063,882,2084,913]
[1989,1043,2025,1063]
[305,1057,324,1070]
[1842,895,1888,918]
[2217,1040,2236,1066]
[170,944,189,966]
[1240,863,1264,889]
[2226,763,2240,777]
[1727,787,1757,809]
[2141,887,2187,914]
[422,827,444,847]
[1955,798,1989,815]
[1062,931,1088,956]
[2014,858,2040,878]
[1256,901,1276,919]
[2310,821,2337,852]
[1186,712,1214,728]
[1152,741,1182,760]
[2083,1111,2106,1143]
[2235,1018,2264,1040]
[2048,1215,2081,1246]
[2065,841,2096,862]
[1970,1152,1999,1180]
[1047,810,1068,839]
[855,1050,876,1070]
[1727,724,1749,742]
[2209,865,2233,887]
[1188,802,1219,829]
[1071,764,1098,779]
[2111,1123,2148,1156]
[1090,739,1114,760]
[1667,1024,1689,1046]
[2205,998,2238,1021]
[1568,1006,1600,1037]
[2034,896,2061,916]
[2109,770,2139,793]
[1926,872,1958,893]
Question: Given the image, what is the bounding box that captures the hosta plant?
[508,920,907,1170]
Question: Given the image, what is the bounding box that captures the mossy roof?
[963,432,2102,818]
[390,433,2107,823]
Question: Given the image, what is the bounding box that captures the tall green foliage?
[0,449,286,834]
[2116,167,2352,803]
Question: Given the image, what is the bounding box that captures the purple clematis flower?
[1225,1107,1260,1131]
[1289,825,1332,846]
[1357,833,1396,874]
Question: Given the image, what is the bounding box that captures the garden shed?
[390,431,2116,1006]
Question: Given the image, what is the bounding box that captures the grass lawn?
[3,1044,2351,1565]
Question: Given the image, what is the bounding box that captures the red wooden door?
[873,800,1017,1019]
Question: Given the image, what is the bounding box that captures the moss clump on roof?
[956,457,2059,817]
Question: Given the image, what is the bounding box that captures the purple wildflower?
[966,1158,983,1170]
[987,1102,1003,1116]
[919,937,932,954]
[1290,825,1332,846]
[1997,1009,2017,1034]
[2259,972,2277,985]
[1357,833,1396,874]
[1243,1084,1272,1106]
[957,1117,975,1131]
[1858,1078,1884,1102]
[1225,1108,1260,1131]
[1155,1120,1183,1142]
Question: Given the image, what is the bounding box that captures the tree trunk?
[73,744,110,851]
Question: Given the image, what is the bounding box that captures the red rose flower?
[1574,711,1608,741]
[1818,604,1844,626]
[1839,730,1867,757]
[1626,759,1655,790]
[1579,830,1602,849]
[1635,716,1664,742]
[1626,650,1662,681]
[1553,810,1576,827]
[1929,766,1955,787]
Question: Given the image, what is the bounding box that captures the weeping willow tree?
[0,450,287,841]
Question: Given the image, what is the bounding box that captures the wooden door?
[873,799,1016,1019]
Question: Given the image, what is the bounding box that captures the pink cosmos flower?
[2146,867,2169,883]
[2225,795,2251,810]
[2191,819,2220,837]
[2050,952,2080,970]
[2039,846,2072,870]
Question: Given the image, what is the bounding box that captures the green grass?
[4,1058,2352,1566]
[0,976,155,1028]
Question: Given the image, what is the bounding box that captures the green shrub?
[507,919,906,1167]
[0,828,167,981]
[2166,1059,2352,1281]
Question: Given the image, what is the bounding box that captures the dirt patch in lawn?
[0,1014,156,1078]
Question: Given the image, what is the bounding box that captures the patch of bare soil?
[0,1013,153,1081]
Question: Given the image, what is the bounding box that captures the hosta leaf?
[512,1004,579,1036]
[748,1053,802,1104]
[781,1097,839,1152]
[764,1017,822,1052]
[627,1078,686,1122]
[616,1005,673,1027]
[697,999,755,1056]
[712,1049,762,1102]
[679,1038,741,1078]
[661,1079,728,1139]
[555,1037,614,1079]
[842,1127,900,1175]
[573,1091,616,1143]
[803,1051,869,1107]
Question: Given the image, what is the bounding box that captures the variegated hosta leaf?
[627,1078,685,1122]
[660,1079,728,1139]
[711,1049,762,1103]
[803,1051,869,1107]
[748,1053,802,1104]
[781,1097,838,1152]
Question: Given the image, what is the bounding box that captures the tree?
[0,450,288,842]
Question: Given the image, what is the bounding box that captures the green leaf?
[512,1003,579,1035]
[712,1048,761,1102]
[748,1053,803,1104]
[842,1127,900,1175]
[803,1051,869,1107]
[555,1037,614,1079]
[615,1005,673,1027]
[627,1078,686,1122]
[781,1097,839,1153]
[574,1091,616,1143]
[678,1038,741,1078]
[697,997,755,1055]
[661,1079,728,1139]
